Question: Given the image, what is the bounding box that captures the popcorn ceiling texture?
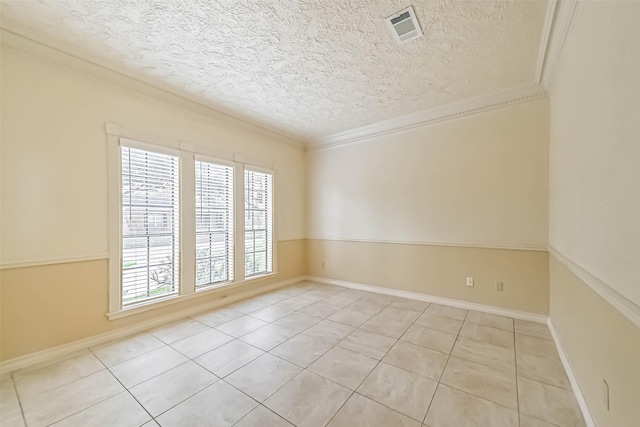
[1,0,546,141]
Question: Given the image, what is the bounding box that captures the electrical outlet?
[220,294,227,299]
[466,277,474,287]
[603,379,610,411]
[321,261,325,269]
[495,281,504,292]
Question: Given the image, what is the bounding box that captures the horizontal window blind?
[121,145,180,306]
[244,169,273,277]
[195,160,234,288]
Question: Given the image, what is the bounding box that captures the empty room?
[1,1,638,426]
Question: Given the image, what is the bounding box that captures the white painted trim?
[540,0,580,89]
[547,319,596,427]
[310,84,548,150]
[307,237,548,252]
[549,247,640,329]
[0,29,306,149]
[535,0,558,83]
[0,254,108,270]
[0,275,305,376]
[305,275,548,324]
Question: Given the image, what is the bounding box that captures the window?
[107,126,277,318]
[195,160,234,289]
[121,145,180,306]
[244,169,273,277]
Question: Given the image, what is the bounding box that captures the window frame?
[244,166,275,278]
[107,124,277,319]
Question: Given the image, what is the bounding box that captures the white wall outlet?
[466,276,474,287]
[603,379,610,411]
[495,281,504,292]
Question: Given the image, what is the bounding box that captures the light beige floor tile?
[451,336,516,373]
[235,405,294,427]
[425,303,468,320]
[264,371,351,427]
[215,315,268,337]
[309,346,377,390]
[191,307,243,327]
[520,414,559,427]
[300,302,343,318]
[156,380,258,427]
[14,350,104,399]
[1,379,25,427]
[141,421,160,427]
[249,302,297,322]
[348,300,389,314]
[129,361,217,416]
[516,334,571,389]
[415,312,463,335]
[226,295,281,314]
[328,393,421,427]
[466,311,514,331]
[390,298,430,312]
[195,340,264,377]
[515,320,553,341]
[322,294,358,308]
[328,307,374,327]
[401,324,457,354]
[272,312,322,333]
[440,356,517,409]
[148,319,210,344]
[459,322,514,349]
[383,341,448,381]
[239,324,298,351]
[279,295,321,311]
[337,329,397,360]
[21,370,123,427]
[360,293,398,305]
[425,384,519,427]
[226,353,302,402]
[360,306,420,338]
[170,328,233,358]
[518,376,586,427]
[269,334,333,368]
[110,346,188,388]
[357,362,437,421]
[302,320,355,344]
[91,333,165,367]
[49,391,150,427]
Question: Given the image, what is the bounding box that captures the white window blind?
[121,145,180,306]
[244,169,273,277]
[195,160,234,288]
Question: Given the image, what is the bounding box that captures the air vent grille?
[386,6,423,44]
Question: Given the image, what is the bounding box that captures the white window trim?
[106,123,278,319]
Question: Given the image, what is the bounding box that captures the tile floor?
[0,281,586,427]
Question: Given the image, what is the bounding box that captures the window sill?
[107,272,279,320]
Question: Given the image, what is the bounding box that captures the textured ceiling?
[1,0,547,142]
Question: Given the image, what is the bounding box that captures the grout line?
[514,321,521,427]
[9,374,28,427]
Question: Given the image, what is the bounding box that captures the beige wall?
[548,2,640,426]
[549,256,640,427]
[307,239,548,314]
[0,46,307,361]
[307,99,549,249]
[1,240,305,361]
[306,99,550,313]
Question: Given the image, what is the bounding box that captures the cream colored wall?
[308,239,549,314]
[548,1,640,307]
[306,100,550,312]
[550,256,640,427]
[548,2,640,426]
[307,99,549,249]
[0,47,306,361]
[1,47,305,266]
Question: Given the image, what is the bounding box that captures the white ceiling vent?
[386,6,423,44]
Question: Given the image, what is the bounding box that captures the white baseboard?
[0,275,304,377]
[304,275,548,324]
[547,319,596,427]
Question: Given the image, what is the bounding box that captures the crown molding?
[0,28,307,150]
[535,0,558,83]
[309,84,548,150]
[539,0,580,89]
